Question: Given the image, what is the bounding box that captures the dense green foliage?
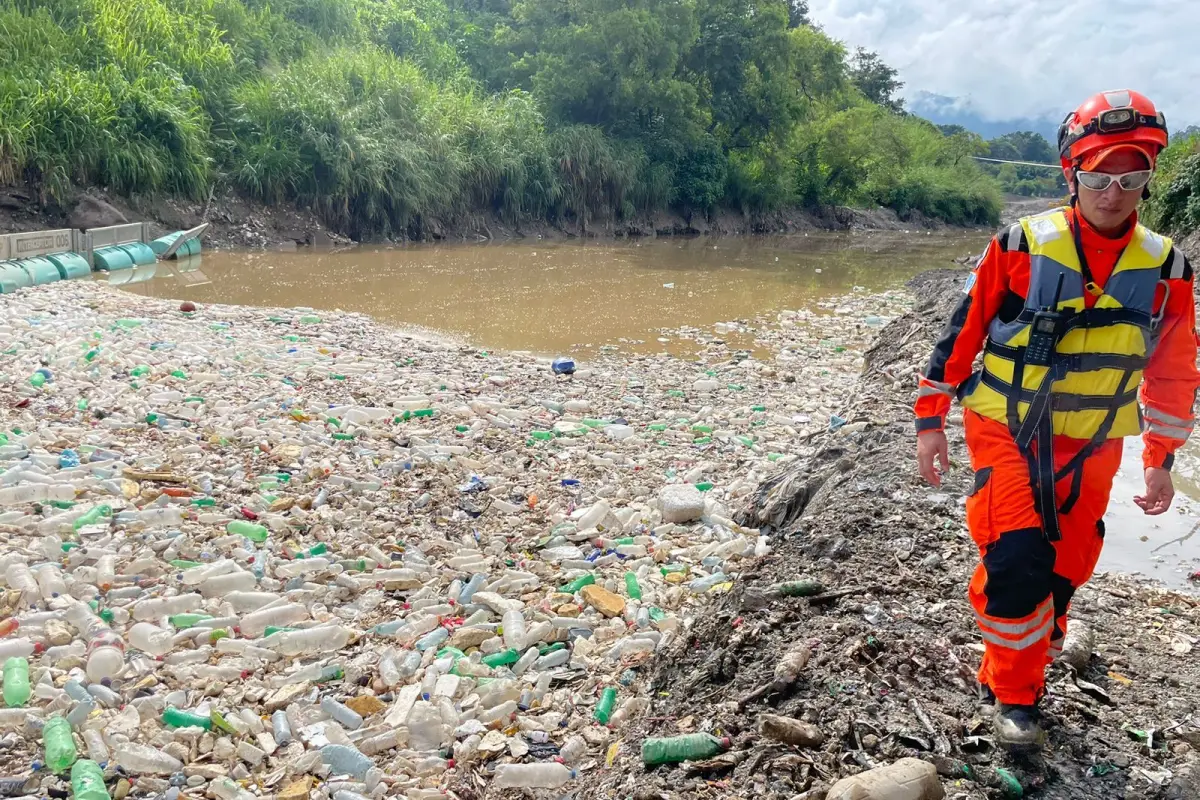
[937,127,1065,198]
[1142,132,1200,238]
[0,0,1002,236]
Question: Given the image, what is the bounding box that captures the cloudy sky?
[809,0,1199,129]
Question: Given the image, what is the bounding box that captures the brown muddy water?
[113,233,1199,587]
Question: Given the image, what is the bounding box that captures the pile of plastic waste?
[0,281,905,798]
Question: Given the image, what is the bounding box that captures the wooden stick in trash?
[122,470,188,483]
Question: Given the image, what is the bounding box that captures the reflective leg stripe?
[1146,421,1193,440]
[1144,407,1195,429]
[976,599,1055,651]
[918,383,955,398]
[1047,642,1063,660]
[979,614,1056,651]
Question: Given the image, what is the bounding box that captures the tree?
[787,0,810,28]
[847,46,903,113]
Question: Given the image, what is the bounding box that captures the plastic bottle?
[85,630,125,684]
[267,626,352,656]
[320,744,373,780]
[641,733,730,766]
[5,563,38,606]
[113,742,184,775]
[43,715,77,772]
[271,710,292,745]
[0,639,39,660]
[226,520,268,543]
[493,763,575,789]
[501,609,526,650]
[2,658,29,708]
[624,571,643,600]
[128,622,174,657]
[70,759,110,800]
[593,687,617,724]
[321,697,364,730]
[35,565,67,601]
[82,729,109,763]
[407,701,445,752]
[163,707,212,730]
[824,758,944,800]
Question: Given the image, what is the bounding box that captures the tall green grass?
[1142,133,1200,238]
[0,0,1002,232]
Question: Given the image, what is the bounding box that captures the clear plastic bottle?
[85,630,125,683]
[128,622,174,657]
[493,763,575,789]
[501,609,526,650]
[271,710,291,745]
[407,701,444,752]
[320,744,372,780]
[0,639,39,660]
[5,563,39,606]
[321,697,364,730]
[240,603,308,637]
[113,742,184,775]
[82,729,110,763]
[267,626,352,656]
[35,564,67,601]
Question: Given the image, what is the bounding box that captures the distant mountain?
[908,91,1061,144]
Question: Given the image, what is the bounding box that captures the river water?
[114,234,1200,587]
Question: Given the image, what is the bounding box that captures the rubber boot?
[993,703,1045,752]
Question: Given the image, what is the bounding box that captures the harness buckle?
[1151,279,1171,331]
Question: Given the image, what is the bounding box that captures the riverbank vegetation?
[1143,131,1200,240]
[0,0,1002,237]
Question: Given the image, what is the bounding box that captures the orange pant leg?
[963,411,1121,705]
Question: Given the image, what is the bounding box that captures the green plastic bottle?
[641,733,730,766]
[296,543,328,559]
[624,572,643,601]
[594,687,617,724]
[72,505,112,531]
[168,613,213,629]
[163,706,212,730]
[29,372,46,388]
[559,574,596,593]
[70,759,110,800]
[43,715,77,773]
[773,579,825,597]
[481,648,520,668]
[3,657,30,707]
[227,520,268,543]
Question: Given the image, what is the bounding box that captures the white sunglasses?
[1076,169,1154,192]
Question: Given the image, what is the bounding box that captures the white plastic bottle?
[35,564,67,600]
[5,563,39,605]
[493,763,575,789]
[239,604,308,637]
[267,626,352,656]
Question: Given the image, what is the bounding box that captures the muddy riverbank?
[0,183,970,251]
[578,270,1200,800]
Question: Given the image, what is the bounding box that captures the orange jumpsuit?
[915,209,1199,705]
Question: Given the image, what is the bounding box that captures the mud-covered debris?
[760,713,825,748]
[1059,621,1096,671]
[824,757,944,800]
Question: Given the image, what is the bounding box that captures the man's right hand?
[917,430,950,487]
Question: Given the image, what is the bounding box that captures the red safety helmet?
[1058,89,1168,175]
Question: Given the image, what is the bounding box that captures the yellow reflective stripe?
[978,615,1055,652]
[975,599,1053,637]
[1144,407,1195,429]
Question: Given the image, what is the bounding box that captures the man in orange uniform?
[914,90,1199,750]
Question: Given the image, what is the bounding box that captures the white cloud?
[809,0,1199,128]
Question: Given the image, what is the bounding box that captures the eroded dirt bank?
[572,271,1200,800]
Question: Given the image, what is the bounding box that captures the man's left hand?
[1135,467,1175,516]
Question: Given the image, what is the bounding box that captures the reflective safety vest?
[960,208,1173,441]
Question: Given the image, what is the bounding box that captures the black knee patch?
[982,527,1056,619]
[1050,573,1075,640]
